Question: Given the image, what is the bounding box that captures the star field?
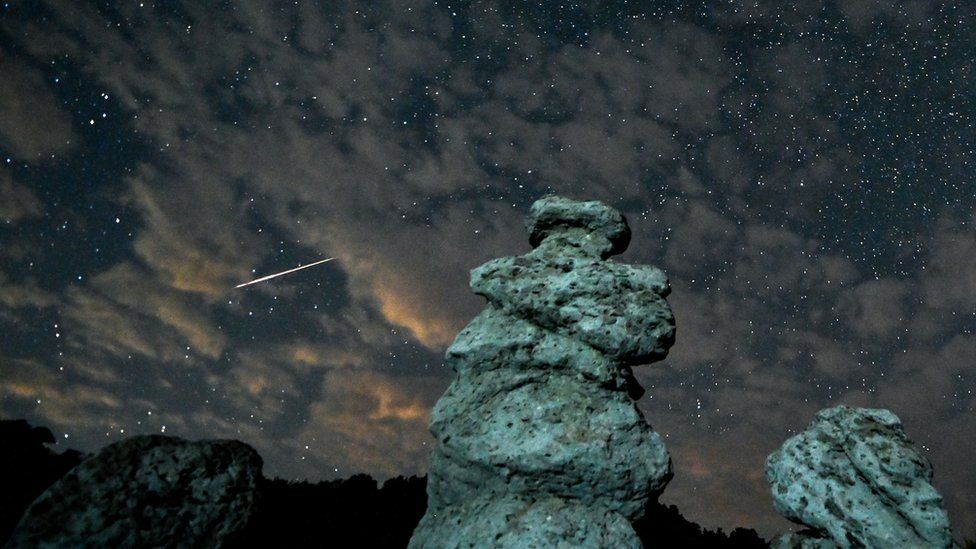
[0,0,973,539]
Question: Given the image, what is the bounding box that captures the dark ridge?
[0,419,86,543]
[229,474,428,548]
[2,418,771,548]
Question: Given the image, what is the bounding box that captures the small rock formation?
[409,195,676,548]
[7,435,262,548]
[766,406,956,548]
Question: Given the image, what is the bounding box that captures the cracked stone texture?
[766,406,956,549]
[7,435,262,549]
[409,195,676,548]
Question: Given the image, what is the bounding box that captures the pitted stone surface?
[414,493,642,549]
[766,406,956,549]
[526,195,631,257]
[8,435,261,549]
[410,195,675,548]
[471,254,673,364]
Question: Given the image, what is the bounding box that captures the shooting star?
[235,257,336,289]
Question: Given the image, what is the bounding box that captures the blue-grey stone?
[410,195,675,548]
[7,435,261,549]
[767,406,956,549]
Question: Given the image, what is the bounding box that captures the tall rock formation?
[409,195,676,548]
[766,406,957,548]
[7,435,262,548]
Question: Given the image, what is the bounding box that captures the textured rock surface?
[766,406,956,548]
[410,195,676,548]
[8,435,262,549]
[771,530,841,548]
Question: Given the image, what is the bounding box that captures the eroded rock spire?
[766,406,956,548]
[409,195,676,548]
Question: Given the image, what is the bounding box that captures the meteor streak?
[235,257,335,288]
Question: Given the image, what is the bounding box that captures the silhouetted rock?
[633,500,767,548]
[235,473,766,549]
[410,195,676,548]
[767,406,956,548]
[2,419,769,548]
[7,435,262,549]
[233,474,427,548]
[0,420,84,545]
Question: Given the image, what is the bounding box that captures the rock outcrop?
[409,195,676,548]
[7,435,262,548]
[766,406,956,548]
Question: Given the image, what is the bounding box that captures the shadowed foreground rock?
[7,435,262,549]
[409,195,676,548]
[766,406,956,548]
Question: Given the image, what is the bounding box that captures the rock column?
[410,195,676,548]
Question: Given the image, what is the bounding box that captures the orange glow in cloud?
[129,180,242,298]
[0,370,121,429]
[310,237,460,350]
[372,280,458,349]
[3,382,38,399]
[243,373,271,396]
[290,344,325,366]
[166,248,234,296]
[153,298,226,358]
[289,344,364,369]
[369,382,428,422]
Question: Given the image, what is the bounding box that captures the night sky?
[1,0,974,540]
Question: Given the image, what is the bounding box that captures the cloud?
[920,218,976,317]
[711,0,826,31]
[126,171,261,299]
[711,0,941,36]
[0,169,43,223]
[658,422,794,535]
[1,5,735,355]
[473,22,733,202]
[0,356,122,431]
[1,1,972,540]
[704,135,754,193]
[0,56,79,160]
[58,261,227,367]
[837,0,941,34]
[836,278,911,342]
[291,370,441,478]
[662,200,739,275]
[0,270,56,309]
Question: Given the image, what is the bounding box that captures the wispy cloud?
[0,1,972,540]
[0,56,80,160]
[0,169,43,223]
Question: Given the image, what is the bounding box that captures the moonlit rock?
[766,406,956,549]
[409,195,676,548]
[8,435,262,548]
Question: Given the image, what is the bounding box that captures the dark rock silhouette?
[0,419,84,544]
[766,406,956,548]
[633,502,768,548]
[232,474,428,548]
[7,434,262,548]
[411,195,676,547]
[234,476,768,549]
[1,420,772,548]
